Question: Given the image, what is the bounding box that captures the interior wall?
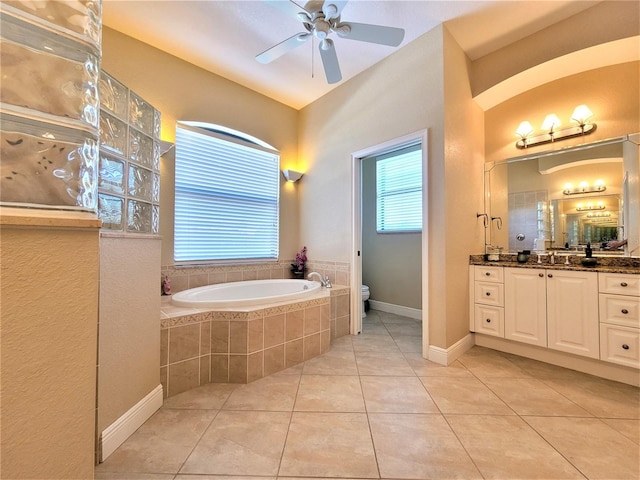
[470,1,640,100]
[361,157,422,309]
[101,27,301,266]
[0,210,100,479]
[485,62,640,165]
[98,236,161,434]
[441,27,486,347]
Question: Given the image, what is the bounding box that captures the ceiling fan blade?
[322,0,348,20]
[263,0,310,17]
[256,32,310,64]
[336,22,405,47]
[319,38,342,84]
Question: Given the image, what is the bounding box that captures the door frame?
[350,129,429,356]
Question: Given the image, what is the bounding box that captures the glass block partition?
[0,1,101,211]
[98,71,161,234]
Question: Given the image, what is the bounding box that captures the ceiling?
[102,0,599,110]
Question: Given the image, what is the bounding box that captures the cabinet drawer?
[474,266,503,283]
[600,324,639,369]
[599,294,640,328]
[474,282,504,306]
[599,273,640,296]
[474,304,504,337]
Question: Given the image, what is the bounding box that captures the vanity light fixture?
[576,201,606,211]
[586,211,611,218]
[282,169,303,182]
[515,104,597,149]
[562,180,606,195]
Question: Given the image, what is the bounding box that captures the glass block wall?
[98,71,161,234]
[0,1,101,211]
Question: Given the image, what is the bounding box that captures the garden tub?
[170,279,322,309]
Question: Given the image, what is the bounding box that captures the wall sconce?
[515,104,597,149]
[562,179,606,195]
[586,211,611,218]
[576,201,606,211]
[282,169,303,182]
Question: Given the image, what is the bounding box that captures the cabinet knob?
[547,274,553,278]
[485,318,491,323]
[620,282,628,287]
[538,273,544,277]
[486,292,491,296]
[485,272,491,276]
[622,344,630,350]
[621,309,629,315]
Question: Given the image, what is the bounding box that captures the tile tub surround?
[160,286,350,398]
[161,260,350,294]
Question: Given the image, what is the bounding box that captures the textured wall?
[1,211,100,479]
[98,235,161,433]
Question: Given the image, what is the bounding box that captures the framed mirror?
[485,134,640,256]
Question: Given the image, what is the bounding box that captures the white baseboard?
[368,300,422,320]
[100,384,163,462]
[428,334,474,366]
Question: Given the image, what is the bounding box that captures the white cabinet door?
[504,268,547,346]
[547,269,599,359]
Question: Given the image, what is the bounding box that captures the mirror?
[485,135,640,256]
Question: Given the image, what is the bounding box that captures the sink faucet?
[549,251,556,265]
[307,271,332,288]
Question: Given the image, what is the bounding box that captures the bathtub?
[171,279,322,309]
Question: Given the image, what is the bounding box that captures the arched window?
[174,122,280,263]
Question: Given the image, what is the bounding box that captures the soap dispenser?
[581,242,597,267]
[585,242,593,258]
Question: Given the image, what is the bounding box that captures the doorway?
[350,130,429,357]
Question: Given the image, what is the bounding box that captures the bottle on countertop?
[585,242,593,258]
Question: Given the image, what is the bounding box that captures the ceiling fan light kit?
[257,0,405,84]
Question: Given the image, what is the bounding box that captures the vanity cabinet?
[546,270,599,359]
[470,266,504,337]
[598,273,640,368]
[504,268,547,347]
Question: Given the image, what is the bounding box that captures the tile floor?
[96,309,639,480]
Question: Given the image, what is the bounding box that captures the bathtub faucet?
[308,272,332,288]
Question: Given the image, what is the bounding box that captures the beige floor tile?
[162,382,239,409]
[403,354,472,377]
[95,473,175,480]
[180,410,290,475]
[368,413,481,479]
[420,376,514,415]
[279,412,379,478]
[385,323,422,337]
[542,376,640,418]
[361,323,391,335]
[175,476,275,480]
[355,351,415,376]
[96,409,217,474]
[352,334,400,352]
[360,376,438,413]
[458,346,533,378]
[482,377,592,416]
[302,348,358,375]
[501,352,600,381]
[446,414,584,479]
[379,314,417,324]
[294,375,365,412]
[222,373,300,411]
[601,418,640,444]
[329,335,354,351]
[392,335,422,352]
[525,416,640,479]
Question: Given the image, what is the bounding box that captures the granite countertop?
[469,254,640,275]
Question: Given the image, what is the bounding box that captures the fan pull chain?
[311,36,315,79]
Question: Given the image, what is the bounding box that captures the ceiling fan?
[256,0,405,84]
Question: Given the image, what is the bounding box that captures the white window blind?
[174,124,280,263]
[376,144,422,233]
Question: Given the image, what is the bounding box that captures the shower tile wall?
[509,190,548,251]
[159,287,350,398]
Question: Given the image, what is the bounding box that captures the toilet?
[361,285,370,318]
